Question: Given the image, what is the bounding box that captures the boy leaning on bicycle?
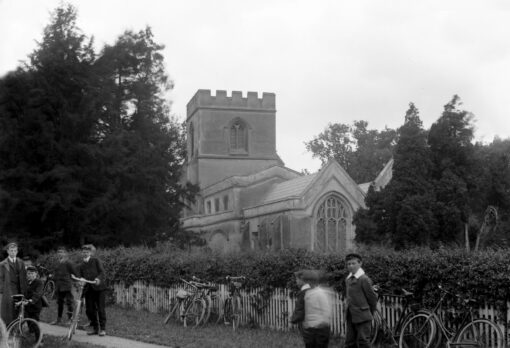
[24,265,45,323]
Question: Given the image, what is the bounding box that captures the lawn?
[40,300,343,347]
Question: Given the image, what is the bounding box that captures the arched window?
[315,195,348,252]
[229,119,247,152]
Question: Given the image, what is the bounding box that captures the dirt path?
[40,323,172,348]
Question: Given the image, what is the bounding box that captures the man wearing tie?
[0,241,28,325]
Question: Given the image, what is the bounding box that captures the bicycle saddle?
[11,294,25,302]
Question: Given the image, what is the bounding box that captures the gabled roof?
[261,173,317,203]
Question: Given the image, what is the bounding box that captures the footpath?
[40,323,172,348]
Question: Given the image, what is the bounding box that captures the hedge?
[38,244,510,309]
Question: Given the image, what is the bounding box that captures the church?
[181,90,392,253]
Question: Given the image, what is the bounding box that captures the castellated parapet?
[187,89,276,119]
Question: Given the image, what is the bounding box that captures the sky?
[1,0,509,173]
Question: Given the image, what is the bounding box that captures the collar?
[301,283,311,291]
[347,268,365,279]
[83,257,91,263]
[8,257,16,263]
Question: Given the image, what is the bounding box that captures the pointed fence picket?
[112,281,508,343]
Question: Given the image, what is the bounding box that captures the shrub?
[38,244,510,309]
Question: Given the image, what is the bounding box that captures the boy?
[301,270,332,348]
[344,253,378,348]
[0,241,28,325]
[51,246,77,325]
[291,270,313,331]
[79,244,107,336]
[25,265,44,323]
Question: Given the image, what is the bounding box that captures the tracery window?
[314,195,348,252]
[229,119,247,152]
[189,122,194,157]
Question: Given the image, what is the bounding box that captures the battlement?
[187,89,276,118]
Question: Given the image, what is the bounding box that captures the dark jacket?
[54,260,78,292]
[25,278,44,314]
[345,274,378,324]
[79,257,106,291]
[0,258,28,324]
[291,284,311,325]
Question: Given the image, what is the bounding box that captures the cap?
[26,265,38,273]
[81,244,93,251]
[4,241,18,250]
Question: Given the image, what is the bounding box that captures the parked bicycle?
[221,275,245,332]
[399,285,503,348]
[6,294,42,348]
[36,265,55,300]
[370,285,435,346]
[189,276,218,324]
[67,275,97,341]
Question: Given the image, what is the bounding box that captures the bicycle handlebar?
[71,274,98,284]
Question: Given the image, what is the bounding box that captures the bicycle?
[370,286,435,346]
[67,275,97,341]
[221,275,245,332]
[6,294,43,348]
[399,285,503,348]
[189,276,218,324]
[36,265,55,300]
[177,278,207,328]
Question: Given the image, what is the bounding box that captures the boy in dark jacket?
[25,266,44,322]
[291,270,313,329]
[51,246,77,325]
[344,253,378,348]
[79,244,107,336]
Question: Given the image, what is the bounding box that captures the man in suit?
[0,241,28,325]
[25,265,44,322]
[344,253,378,348]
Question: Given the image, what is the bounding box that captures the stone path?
[40,323,172,348]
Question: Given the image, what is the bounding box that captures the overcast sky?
[1,0,509,173]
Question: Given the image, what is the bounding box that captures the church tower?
[185,90,282,190]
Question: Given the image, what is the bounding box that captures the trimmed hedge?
[38,244,510,309]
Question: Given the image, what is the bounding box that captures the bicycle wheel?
[183,298,206,328]
[44,280,56,299]
[0,318,7,348]
[399,313,436,348]
[66,320,78,341]
[223,298,233,325]
[455,318,503,348]
[370,310,382,345]
[232,296,242,332]
[7,318,43,348]
[202,295,212,325]
[164,298,180,324]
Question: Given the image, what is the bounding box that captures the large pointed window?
[229,119,247,153]
[189,122,194,158]
[315,195,348,252]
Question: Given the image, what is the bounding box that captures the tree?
[354,103,437,248]
[305,121,396,183]
[0,4,197,250]
[428,95,475,243]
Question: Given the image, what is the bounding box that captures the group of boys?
[291,253,378,348]
[0,242,108,337]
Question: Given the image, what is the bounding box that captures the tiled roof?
[262,174,317,203]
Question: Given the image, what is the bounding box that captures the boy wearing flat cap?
[78,244,107,336]
[25,265,44,323]
[0,242,28,325]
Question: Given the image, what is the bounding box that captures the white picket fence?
[112,281,510,343]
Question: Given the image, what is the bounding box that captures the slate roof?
[261,173,317,203]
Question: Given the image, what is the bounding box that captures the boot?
[50,318,62,325]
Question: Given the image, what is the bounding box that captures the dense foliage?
[39,245,510,308]
[305,120,397,183]
[0,4,197,251]
[351,98,510,248]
